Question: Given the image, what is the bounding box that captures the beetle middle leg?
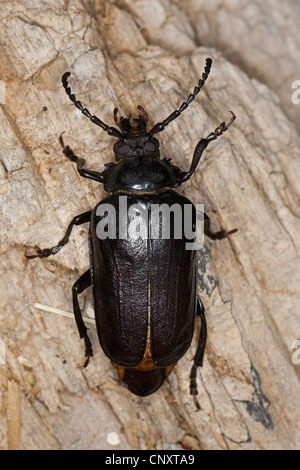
[72,269,93,367]
[190,297,207,410]
[25,210,92,259]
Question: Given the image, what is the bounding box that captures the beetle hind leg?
[190,297,207,410]
[72,269,93,367]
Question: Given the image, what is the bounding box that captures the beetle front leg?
[25,210,92,259]
[177,111,236,183]
[59,133,106,183]
[190,297,207,411]
[204,213,237,240]
[72,269,93,367]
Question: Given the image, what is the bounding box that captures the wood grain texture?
[0,0,299,450]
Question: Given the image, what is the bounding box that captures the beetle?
[26,58,236,409]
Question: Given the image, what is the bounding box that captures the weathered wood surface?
[0,0,300,450]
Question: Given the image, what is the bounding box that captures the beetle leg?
[25,210,92,259]
[59,133,105,183]
[204,213,237,240]
[176,111,236,183]
[72,269,93,368]
[190,297,207,411]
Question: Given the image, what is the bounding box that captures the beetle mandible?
[26,58,236,409]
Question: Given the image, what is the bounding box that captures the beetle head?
[113,107,160,161]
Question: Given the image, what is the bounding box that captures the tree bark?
[0,0,299,450]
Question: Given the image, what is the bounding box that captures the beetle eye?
[117,143,131,155]
[144,141,157,152]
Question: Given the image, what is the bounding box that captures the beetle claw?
[225,228,238,236]
[193,395,201,412]
[80,335,93,369]
[25,247,42,259]
[81,357,90,369]
[25,251,38,260]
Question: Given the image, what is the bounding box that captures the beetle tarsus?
[193,394,201,412]
[59,132,86,166]
[81,336,93,368]
[59,133,106,183]
[205,111,236,143]
[25,211,92,260]
[177,111,236,183]
[25,249,41,259]
[25,247,57,259]
[190,365,201,411]
[204,213,238,240]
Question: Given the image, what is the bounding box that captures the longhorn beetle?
[26,58,236,409]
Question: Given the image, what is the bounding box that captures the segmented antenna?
[149,58,213,136]
[62,72,122,138]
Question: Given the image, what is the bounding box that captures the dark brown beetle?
[27,58,236,408]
